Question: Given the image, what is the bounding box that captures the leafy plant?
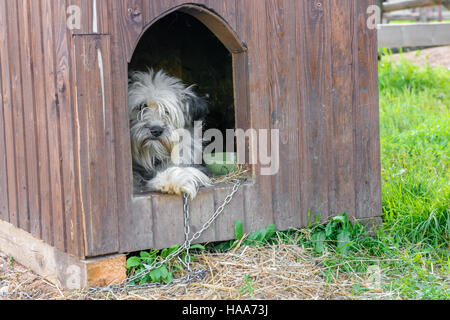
[126,244,205,285]
[234,220,276,246]
[238,274,255,298]
[310,213,366,255]
[210,220,277,252]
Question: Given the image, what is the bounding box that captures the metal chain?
[183,193,192,272]
[85,179,243,294]
[189,180,242,243]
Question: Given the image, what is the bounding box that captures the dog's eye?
[139,103,147,110]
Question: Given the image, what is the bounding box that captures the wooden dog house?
[0,0,381,288]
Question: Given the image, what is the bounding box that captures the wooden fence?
[378,22,450,47]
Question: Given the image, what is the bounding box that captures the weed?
[126,244,205,285]
[309,213,366,255]
[238,274,255,298]
[208,221,276,252]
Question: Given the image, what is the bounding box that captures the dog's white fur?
[129,69,212,199]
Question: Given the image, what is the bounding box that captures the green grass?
[127,53,449,299]
[367,54,449,299]
[265,54,450,299]
[297,54,450,299]
[379,54,449,249]
[389,20,417,24]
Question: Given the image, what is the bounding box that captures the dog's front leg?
[146,166,213,199]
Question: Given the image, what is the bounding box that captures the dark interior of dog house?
[129,12,236,147]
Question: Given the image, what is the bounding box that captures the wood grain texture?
[298,0,332,223]
[189,189,216,244]
[54,0,85,257]
[17,0,41,237]
[73,34,118,257]
[41,0,66,251]
[111,0,137,256]
[294,0,308,227]
[0,0,18,227]
[238,0,275,232]
[204,0,237,31]
[68,0,111,34]
[233,52,251,164]
[354,0,382,219]
[68,0,92,34]
[142,0,202,24]
[329,0,356,219]
[0,61,7,222]
[123,196,154,252]
[5,0,29,232]
[152,195,184,249]
[29,0,53,245]
[117,0,144,61]
[266,0,301,230]
[0,2,9,223]
[96,0,111,34]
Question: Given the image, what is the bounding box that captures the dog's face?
[128,69,209,172]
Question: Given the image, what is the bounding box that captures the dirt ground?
[2,46,448,301]
[388,45,450,68]
[1,244,393,300]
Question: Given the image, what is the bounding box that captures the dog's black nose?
[149,126,164,138]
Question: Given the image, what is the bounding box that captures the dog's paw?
[148,167,213,199]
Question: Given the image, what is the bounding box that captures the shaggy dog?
[129,69,212,199]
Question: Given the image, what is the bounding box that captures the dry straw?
[0,245,390,300]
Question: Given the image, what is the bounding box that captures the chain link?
[183,193,192,272]
[190,180,242,243]
[85,179,243,294]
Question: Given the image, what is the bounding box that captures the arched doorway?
[129,11,234,135]
[128,5,250,182]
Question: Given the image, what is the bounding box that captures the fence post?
[378,0,385,23]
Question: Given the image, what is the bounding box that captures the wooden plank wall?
[68,0,116,257]
[0,0,85,257]
[72,34,118,257]
[112,0,380,253]
[0,0,381,257]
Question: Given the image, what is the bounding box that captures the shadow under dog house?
[0,0,381,288]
